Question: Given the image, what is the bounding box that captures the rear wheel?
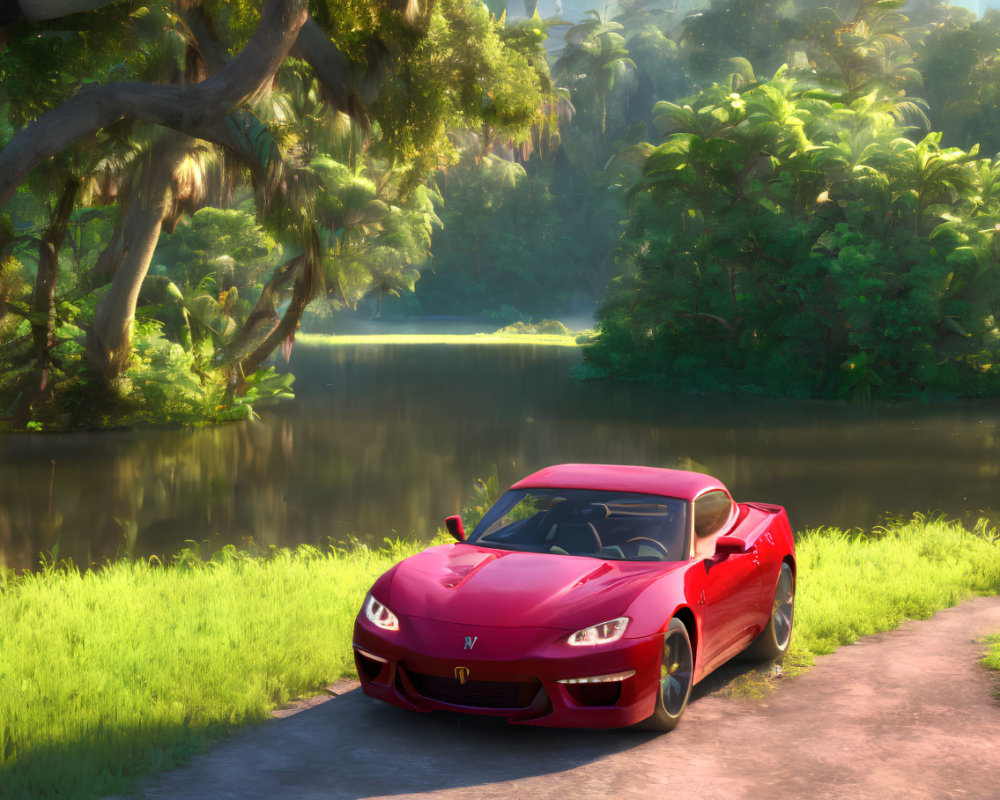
[642,617,693,731]
[745,561,795,661]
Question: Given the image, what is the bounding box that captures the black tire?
[641,617,694,731]
[744,561,795,661]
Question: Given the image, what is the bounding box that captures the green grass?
[785,515,1000,673]
[726,514,1000,695]
[0,541,424,799]
[296,331,584,347]
[983,635,1000,697]
[2,516,999,797]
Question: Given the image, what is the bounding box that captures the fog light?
[557,669,636,684]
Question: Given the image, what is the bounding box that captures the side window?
[694,491,733,538]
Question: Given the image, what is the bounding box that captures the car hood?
[387,544,681,630]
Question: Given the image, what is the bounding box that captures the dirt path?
[138,595,1000,800]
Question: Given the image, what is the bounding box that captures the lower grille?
[407,671,542,709]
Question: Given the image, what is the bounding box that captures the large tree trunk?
[10,177,78,427]
[85,135,190,383]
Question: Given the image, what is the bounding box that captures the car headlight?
[567,616,628,646]
[364,594,399,631]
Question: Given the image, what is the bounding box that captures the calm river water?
[1,342,999,570]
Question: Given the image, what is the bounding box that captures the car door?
[693,492,765,670]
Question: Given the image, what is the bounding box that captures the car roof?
[510,463,729,502]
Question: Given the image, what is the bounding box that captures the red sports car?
[353,464,795,730]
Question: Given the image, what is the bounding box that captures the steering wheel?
[624,537,672,560]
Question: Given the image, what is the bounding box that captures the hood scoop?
[439,550,500,589]
[573,561,614,587]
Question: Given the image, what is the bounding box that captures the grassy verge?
[727,514,1000,695]
[1,516,999,797]
[296,331,584,347]
[789,515,1000,668]
[983,636,1000,698]
[0,541,424,799]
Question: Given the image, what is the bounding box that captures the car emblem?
[454,666,471,684]
[464,635,478,650]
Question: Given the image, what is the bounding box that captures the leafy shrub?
[494,319,572,335]
[588,73,1000,400]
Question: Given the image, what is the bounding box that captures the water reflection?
[1,343,999,570]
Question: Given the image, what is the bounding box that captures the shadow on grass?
[0,719,233,800]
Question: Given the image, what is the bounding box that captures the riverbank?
[2,517,999,798]
[295,331,586,348]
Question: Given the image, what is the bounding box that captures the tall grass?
[1,516,999,798]
[0,541,423,799]
[983,636,1000,697]
[783,515,1000,674]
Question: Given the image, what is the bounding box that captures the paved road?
[138,595,1000,800]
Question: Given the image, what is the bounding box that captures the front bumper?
[352,615,663,728]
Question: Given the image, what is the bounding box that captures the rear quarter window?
[694,490,733,538]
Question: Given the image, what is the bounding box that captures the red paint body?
[353,464,795,728]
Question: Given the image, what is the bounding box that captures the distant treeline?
[6,0,1000,431]
[423,0,1000,399]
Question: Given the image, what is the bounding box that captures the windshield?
[467,489,689,562]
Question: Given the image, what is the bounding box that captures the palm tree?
[553,10,636,161]
[804,0,927,127]
[862,132,979,235]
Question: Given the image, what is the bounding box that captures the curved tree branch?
[292,18,354,111]
[291,17,396,127]
[0,0,309,207]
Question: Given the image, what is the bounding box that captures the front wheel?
[744,561,795,661]
[641,617,694,731]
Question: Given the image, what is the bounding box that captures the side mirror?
[714,536,748,557]
[445,515,466,542]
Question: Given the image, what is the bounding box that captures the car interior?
[474,492,689,561]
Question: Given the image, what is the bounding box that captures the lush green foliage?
[920,9,1000,156]
[1,513,998,797]
[10,0,1000,420]
[425,0,1000,400]
[392,10,628,325]
[410,156,621,323]
[0,0,549,429]
[586,71,1000,399]
[0,1,162,126]
[0,309,293,428]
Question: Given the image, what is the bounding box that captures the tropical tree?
[623,25,689,130]
[587,70,1000,400]
[552,9,637,164]
[919,10,1000,155]
[0,0,547,428]
[680,0,801,81]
